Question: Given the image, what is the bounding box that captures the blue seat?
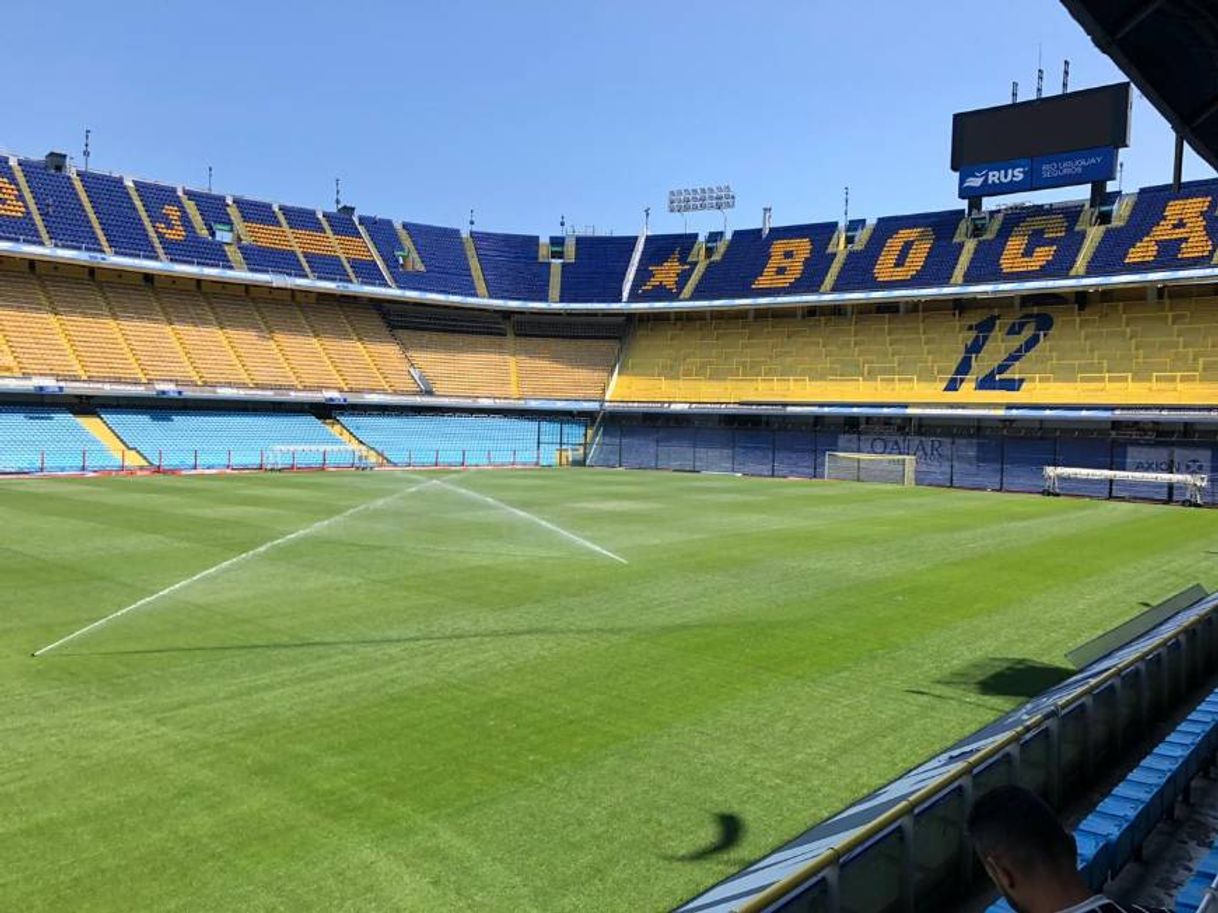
[1110,779,1162,833]
[1075,829,1114,890]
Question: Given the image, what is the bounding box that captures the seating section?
[231,197,309,278]
[39,275,144,381]
[834,209,963,291]
[0,160,45,245]
[472,231,549,300]
[278,205,351,282]
[965,204,1087,283]
[337,412,586,466]
[18,160,103,252]
[99,409,343,469]
[132,181,232,269]
[76,172,158,259]
[694,222,839,300]
[397,328,514,397]
[0,271,419,393]
[399,221,478,295]
[2,154,1217,302]
[322,209,388,286]
[613,298,1218,406]
[0,270,85,378]
[514,335,618,399]
[628,233,699,301]
[984,689,1218,913]
[1090,179,1218,275]
[559,236,636,303]
[0,405,120,472]
[183,189,239,252]
[360,217,477,295]
[99,280,199,384]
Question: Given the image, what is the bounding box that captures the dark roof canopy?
[1061,0,1218,171]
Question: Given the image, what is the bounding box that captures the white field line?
[32,479,437,657]
[434,479,627,565]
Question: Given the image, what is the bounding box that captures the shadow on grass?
[936,657,1073,699]
[902,688,1008,713]
[59,620,743,658]
[664,813,746,862]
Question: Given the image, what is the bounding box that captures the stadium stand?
[0,270,427,392]
[17,159,103,253]
[964,203,1088,283]
[357,217,478,295]
[278,205,352,283]
[694,222,839,299]
[336,411,586,466]
[0,405,120,472]
[76,172,159,259]
[472,231,550,301]
[182,189,239,251]
[321,209,389,286]
[39,274,144,381]
[558,236,636,303]
[628,233,699,301]
[400,221,479,295]
[610,296,1218,406]
[132,181,232,269]
[5,153,1218,306]
[230,197,310,278]
[98,278,200,384]
[0,159,46,245]
[1089,179,1218,276]
[98,408,344,469]
[981,689,1218,913]
[833,209,964,291]
[153,285,251,385]
[514,335,619,399]
[399,328,514,397]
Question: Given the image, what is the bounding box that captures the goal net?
[1043,466,1209,506]
[264,445,372,471]
[825,452,916,486]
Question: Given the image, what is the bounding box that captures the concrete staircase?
[75,412,149,467]
[9,160,51,245]
[463,235,489,297]
[70,173,113,254]
[324,419,386,465]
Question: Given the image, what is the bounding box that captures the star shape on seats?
[639,250,690,293]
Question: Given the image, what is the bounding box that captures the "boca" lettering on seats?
[1125,196,1214,264]
[874,227,934,281]
[0,177,27,219]
[752,238,812,289]
[1000,214,1067,273]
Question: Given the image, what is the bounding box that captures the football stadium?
[9,2,1218,912]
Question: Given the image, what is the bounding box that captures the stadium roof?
[1061,0,1218,172]
[1062,0,1218,171]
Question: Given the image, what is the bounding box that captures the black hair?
[967,785,1077,877]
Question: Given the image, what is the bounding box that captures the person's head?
[967,785,1089,913]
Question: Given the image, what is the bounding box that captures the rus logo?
[962,166,1027,189]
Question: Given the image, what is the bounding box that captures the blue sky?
[2,0,1209,236]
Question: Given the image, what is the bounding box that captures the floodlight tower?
[666,184,736,233]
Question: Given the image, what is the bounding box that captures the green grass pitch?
[4,468,1217,911]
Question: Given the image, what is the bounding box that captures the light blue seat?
[0,407,119,473]
[337,412,586,468]
[97,410,342,470]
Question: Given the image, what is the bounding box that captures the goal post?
[1043,466,1209,506]
[264,445,372,471]
[825,452,916,486]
